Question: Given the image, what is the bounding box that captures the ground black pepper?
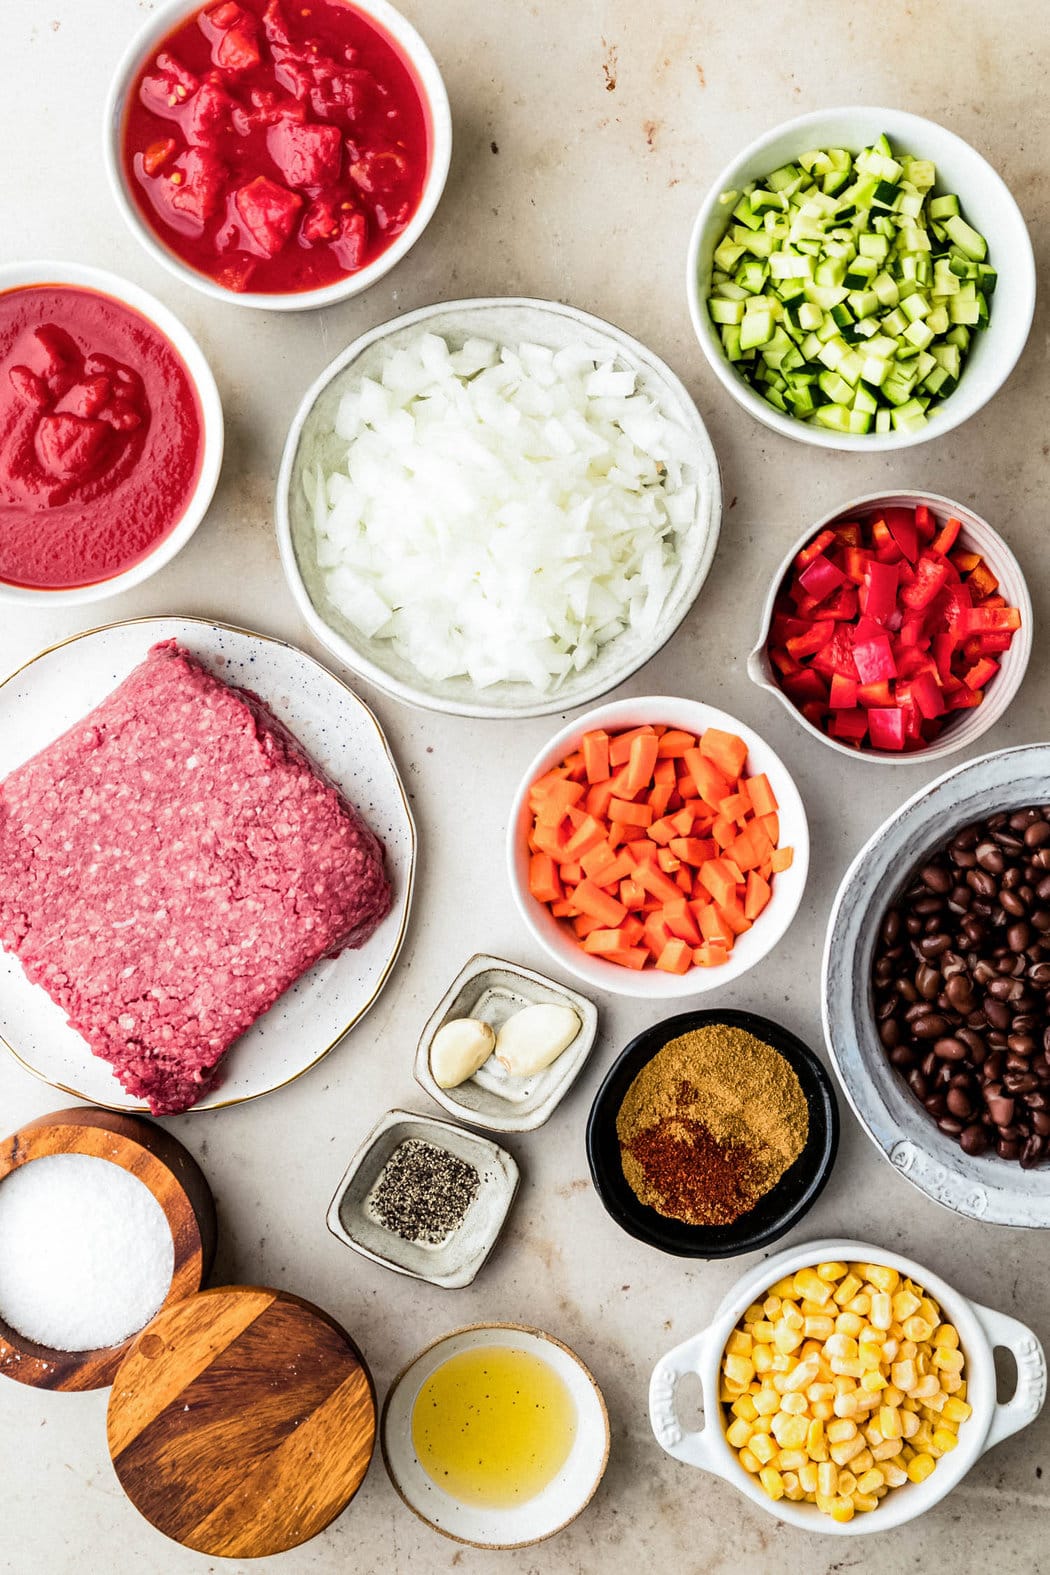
[368,1138,480,1245]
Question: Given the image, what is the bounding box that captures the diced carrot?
[683,748,731,809]
[564,750,586,781]
[532,820,571,861]
[573,913,607,939]
[582,730,611,784]
[585,780,617,819]
[628,840,660,866]
[582,927,629,955]
[698,858,738,908]
[744,871,772,920]
[560,861,583,884]
[717,899,752,936]
[591,853,635,888]
[656,730,697,758]
[712,815,736,849]
[647,816,678,846]
[670,806,695,836]
[718,792,751,825]
[620,877,645,907]
[528,853,563,904]
[693,941,729,967]
[529,766,571,801]
[550,898,574,917]
[728,826,766,873]
[621,916,645,946]
[653,757,677,786]
[609,725,658,766]
[759,811,780,844]
[644,913,674,958]
[670,836,717,866]
[608,798,653,827]
[606,765,638,800]
[699,727,749,780]
[535,778,584,825]
[563,815,607,860]
[618,823,648,843]
[603,946,650,970]
[581,841,617,881]
[699,905,735,946]
[656,938,693,974]
[624,732,660,795]
[675,867,693,892]
[676,772,698,799]
[663,899,702,945]
[746,773,779,818]
[571,879,627,927]
[771,846,795,873]
[723,858,745,884]
[657,849,681,873]
[637,861,684,905]
[648,779,675,817]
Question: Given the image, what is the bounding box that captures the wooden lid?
[0,1107,216,1392]
[107,1285,376,1557]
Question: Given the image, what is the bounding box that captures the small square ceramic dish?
[413,955,598,1133]
[326,1108,518,1289]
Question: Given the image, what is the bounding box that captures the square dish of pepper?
[585,1010,838,1258]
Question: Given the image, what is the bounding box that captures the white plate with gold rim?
[381,1322,610,1548]
[0,616,415,1113]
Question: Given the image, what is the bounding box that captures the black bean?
[976,842,1005,873]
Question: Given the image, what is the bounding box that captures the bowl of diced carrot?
[507,697,810,997]
[748,491,1032,764]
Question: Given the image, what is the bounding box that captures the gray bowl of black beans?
[823,743,1050,1227]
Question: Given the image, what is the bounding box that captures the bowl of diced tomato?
[507,697,810,998]
[104,0,451,309]
[749,492,1032,763]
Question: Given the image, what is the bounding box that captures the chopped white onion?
[306,331,699,692]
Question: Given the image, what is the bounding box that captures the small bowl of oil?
[380,1322,610,1548]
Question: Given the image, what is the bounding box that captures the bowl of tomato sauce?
[0,261,223,604]
[104,0,452,310]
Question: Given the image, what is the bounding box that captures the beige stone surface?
[1,1,1048,1570]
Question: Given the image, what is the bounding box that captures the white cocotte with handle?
[649,1237,1045,1535]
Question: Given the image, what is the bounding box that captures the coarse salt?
[0,1154,174,1351]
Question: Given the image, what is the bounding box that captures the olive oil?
[411,1345,577,1508]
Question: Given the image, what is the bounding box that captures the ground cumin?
[616,1024,808,1226]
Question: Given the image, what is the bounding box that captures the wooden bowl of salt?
[0,1106,216,1391]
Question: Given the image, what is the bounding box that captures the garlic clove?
[494,1003,581,1079]
[429,1017,496,1088]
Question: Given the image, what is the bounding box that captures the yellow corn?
[830,1434,866,1466]
[818,1261,848,1281]
[879,1404,902,1440]
[834,1312,864,1339]
[799,1462,819,1493]
[853,1491,880,1513]
[782,1392,808,1416]
[778,1448,808,1472]
[804,1315,835,1340]
[829,1496,855,1523]
[933,1323,959,1348]
[826,1418,857,1444]
[738,1448,761,1474]
[743,1303,765,1325]
[731,1394,759,1422]
[833,1273,863,1306]
[870,1292,893,1331]
[907,1452,936,1483]
[724,1354,755,1386]
[749,1431,776,1465]
[857,1467,885,1494]
[836,1469,858,1496]
[759,1466,785,1500]
[893,1291,922,1322]
[932,1427,959,1454]
[943,1397,972,1424]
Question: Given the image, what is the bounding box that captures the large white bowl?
[650,1236,1046,1535]
[823,744,1050,1226]
[0,260,222,606]
[748,490,1033,765]
[507,696,809,999]
[686,107,1036,451]
[276,298,722,718]
[103,0,452,312]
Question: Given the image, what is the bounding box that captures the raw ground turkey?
[0,640,392,1113]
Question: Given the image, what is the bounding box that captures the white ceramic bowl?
[0,261,222,606]
[103,0,451,312]
[413,954,599,1134]
[276,297,722,719]
[748,490,1033,765]
[823,743,1050,1228]
[650,1236,1046,1535]
[382,1322,610,1547]
[686,107,1036,450]
[507,696,809,999]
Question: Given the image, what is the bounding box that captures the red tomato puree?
[122,0,430,295]
[0,285,203,590]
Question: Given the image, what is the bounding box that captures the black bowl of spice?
[586,1010,838,1257]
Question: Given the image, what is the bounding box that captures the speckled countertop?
[2,1,1048,1571]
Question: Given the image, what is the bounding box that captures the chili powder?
[616,1025,808,1226]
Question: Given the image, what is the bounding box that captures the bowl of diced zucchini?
[687,108,1035,448]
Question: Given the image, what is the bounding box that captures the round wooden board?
[107,1285,376,1558]
[0,1107,216,1392]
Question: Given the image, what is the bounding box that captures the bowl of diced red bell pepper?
[507,696,810,998]
[749,491,1031,761]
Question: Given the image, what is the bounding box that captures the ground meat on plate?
[0,640,392,1114]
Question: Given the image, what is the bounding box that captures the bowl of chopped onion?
[687,107,1035,450]
[275,298,721,718]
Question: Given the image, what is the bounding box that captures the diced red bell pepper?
[798,553,848,601]
[909,670,945,719]
[828,708,868,742]
[786,623,835,660]
[871,518,903,563]
[800,700,826,728]
[964,605,1022,635]
[853,633,897,684]
[932,633,955,684]
[963,657,1000,691]
[945,686,984,710]
[868,707,906,751]
[931,516,962,556]
[829,673,858,709]
[898,610,927,647]
[860,560,899,624]
[769,646,803,678]
[782,668,829,705]
[832,521,863,547]
[794,528,836,568]
[810,625,859,679]
[900,553,951,610]
[914,503,935,541]
[812,586,858,622]
[884,506,920,564]
[843,546,872,585]
[857,679,894,707]
[968,561,999,599]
